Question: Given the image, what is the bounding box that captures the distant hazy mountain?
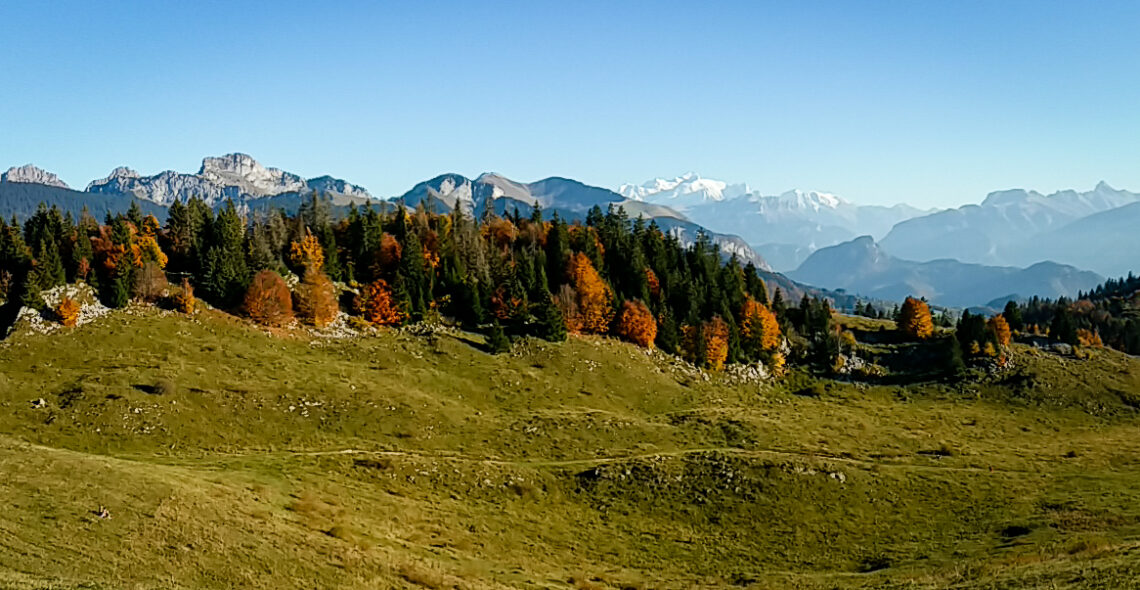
[880,182,1140,272]
[1010,201,1140,279]
[620,175,931,271]
[0,180,166,222]
[789,236,1103,308]
[395,173,770,269]
[86,153,374,206]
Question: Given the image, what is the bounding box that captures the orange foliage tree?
[702,316,730,371]
[377,233,402,273]
[615,299,657,348]
[645,268,660,298]
[739,297,780,355]
[988,314,1012,348]
[243,270,294,327]
[289,230,324,274]
[567,252,613,334]
[490,284,525,322]
[357,278,404,326]
[295,271,338,327]
[1077,328,1103,348]
[680,317,730,370]
[56,297,80,327]
[898,296,934,339]
[173,278,196,313]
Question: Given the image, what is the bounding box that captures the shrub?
[243,270,293,327]
[172,278,196,313]
[56,296,80,327]
[295,271,338,327]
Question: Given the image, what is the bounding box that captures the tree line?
[1,195,816,369]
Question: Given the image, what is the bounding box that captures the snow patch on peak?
[618,173,749,211]
[775,189,844,211]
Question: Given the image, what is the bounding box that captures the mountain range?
[789,236,1104,309]
[0,156,770,271]
[620,174,932,271]
[4,157,1135,308]
[879,181,1140,277]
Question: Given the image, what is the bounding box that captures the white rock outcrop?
[2,164,70,189]
[85,153,373,206]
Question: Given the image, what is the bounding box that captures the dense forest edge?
[1,194,1137,378]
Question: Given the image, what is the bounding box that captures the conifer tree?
[486,320,511,354]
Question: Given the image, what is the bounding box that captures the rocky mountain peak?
[2,164,69,189]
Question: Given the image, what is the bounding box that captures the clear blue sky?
[2,0,1138,207]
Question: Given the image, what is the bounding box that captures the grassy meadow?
[1,307,1140,588]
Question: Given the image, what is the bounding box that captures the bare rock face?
[2,164,70,189]
[198,153,306,196]
[85,153,372,206]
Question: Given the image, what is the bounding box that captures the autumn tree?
[739,297,780,357]
[243,270,293,327]
[289,230,325,275]
[988,314,1011,348]
[615,299,656,348]
[133,262,168,302]
[357,278,404,326]
[702,316,730,371]
[898,296,934,340]
[56,297,80,327]
[295,270,338,327]
[173,278,196,313]
[566,252,613,334]
[1077,328,1103,348]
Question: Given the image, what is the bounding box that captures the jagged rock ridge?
[2,165,70,189]
[86,153,372,206]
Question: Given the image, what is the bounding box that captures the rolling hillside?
[2,307,1140,588]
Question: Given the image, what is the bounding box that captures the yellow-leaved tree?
[899,296,934,339]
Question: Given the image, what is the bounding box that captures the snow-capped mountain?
[86,153,373,206]
[618,173,750,211]
[620,175,932,271]
[2,165,70,189]
[395,173,770,269]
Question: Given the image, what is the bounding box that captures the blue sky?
[2,0,1138,207]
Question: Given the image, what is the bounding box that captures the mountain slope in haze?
[789,236,1104,308]
[621,175,931,271]
[1011,201,1140,279]
[880,182,1140,271]
[394,172,771,270]
[0,180,167,222]
[86,153,374,206]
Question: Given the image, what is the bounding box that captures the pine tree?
[486,320,511,354]
[532,295,567,342]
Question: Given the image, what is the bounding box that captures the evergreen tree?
[1002,300,1024,332]
[532,295,567,342]
[486,320,511,354]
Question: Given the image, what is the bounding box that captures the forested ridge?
[2,193,1134,373]
[0,195,808,369]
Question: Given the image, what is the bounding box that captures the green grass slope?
[2,308,1140,588]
